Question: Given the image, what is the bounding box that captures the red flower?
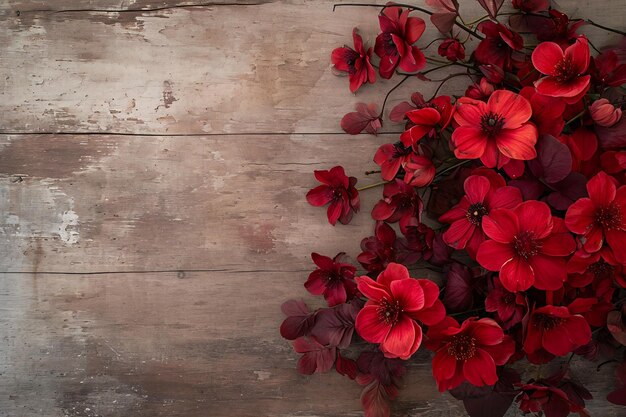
[374,141,413,181]
[358,222,425,275]
[374,6,426,79]
[565,171,626,263]
[452,90,538,169]
[306,166,360,225]
[516,378,591,417]
[567,248,626,288]
[304,252,357,307]
[591,50,626,88]
[590,98,622,127]
[331,28,376,93]
[400,95,454,146]
[440,174,523,259]
[485,276,527,330]
[403,152,435,187]
[474,22,523,71]
[464,77,495,101]
[354,263,445,359]
[371,179,423,234]
[532,36,591,99]
[426,316,515,391]
[523,305,591,361]
[438,38,465,62]
[533,10,585,47]
[477,201,576,292]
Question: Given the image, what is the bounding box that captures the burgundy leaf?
[528,135,572,184]
[360,380,398,417]
[608,362,626,406]
[341,103,382,135]
[335,351,358,379]
[293,336,336,375]
[280,299,315,340]
[357,351,406,387]
[544,172,588,211]
[596,116,626,149]
[477,0,504,18]
[509,177,545,201]
[430,12,458,34]
[389,101,416,123]
[310,303,359,348]
[443,262,474,312]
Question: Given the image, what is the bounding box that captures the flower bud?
[590,98,622,127]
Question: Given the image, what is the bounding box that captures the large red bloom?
[306,166,360,225]
[426,316,515,391]
[476,201,576,292]
[532,36,590,99]
[452,90,538,168]
[371,179,422,234]
[304,252,357,307]
[354,263,445,359]
[331,28,376,93]
[523,305,591,362]
[440,174,522,259]
[374,6,426,79]
[565,171,626,263]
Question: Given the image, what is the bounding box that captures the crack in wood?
[0,131,403,137]
[14,2,272,15]
[0,268,311,275]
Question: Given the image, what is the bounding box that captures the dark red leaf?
[608,361,626,406]
[544,172,588,211]
[310,303,359,348]
[293,337,336,375]
[430,12,458,34]
[341,103,382,135]
[596,116,626,149]
[335,351,358,379]
[280,299,315,340]
[443,262,474,312]
[528,135,572,184]
[360,380,398,417]
[477,0,504,18]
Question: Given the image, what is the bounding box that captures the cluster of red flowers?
[283,2,626,417]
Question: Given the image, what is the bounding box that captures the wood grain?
[1,0,625,416]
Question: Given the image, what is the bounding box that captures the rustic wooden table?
[0,1,624,416]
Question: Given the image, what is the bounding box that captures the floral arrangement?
[280,1,626,416]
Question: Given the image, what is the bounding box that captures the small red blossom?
[452,90,538,168]
[332,28,376,93]
[477,201,576,292]
[341,102,382,135]
[523,305,591,362]
[357,222,425,275]
[403,152,436,188]
[374,141,413,181]
[532,37,591,99]
[306,166,360,225]
[533,10,585,46]
[374,6,426,79]
[371,179,423,233]
[304,252,357,307]
[355,263,445,359]
[567,248,626,289]
[591,50,626,88]
[426,316,515,391]
[590,98,622,127]
[464,77,495,101]
[440,174,523,259]
[400,95,454,146]
[475,22,523,71]
[438,38,465,62]
[516,377,591,417]
[565,171,626,263]
[485,276,527,329]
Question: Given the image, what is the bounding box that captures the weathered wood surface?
[0,0,625,416]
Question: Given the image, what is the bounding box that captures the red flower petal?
[470,319,504,345]
[411,300,446,325]
[515,201,553,239]
[529,255,567,290]
[463,348,498,386]
[381,316,417,358]
[564,198,595,234]
[532,41,563,75]
[443,218,475,249]
[306,185,333,206]
[377,262,410,287]
[587,171,617,206]
[500,257,535,292]
[390,278,425,312]
[482,208,518,243]
[496,124,538,161]
[607,229,626,264]
[453,126,488,159]
[465,175,491,204]
[535,75,591,98]
[355,305,391,343]
[488,90,532,129]
[432,349,457,383]
[565,37,590,74]
[356,276,391,301]
[476,240,515,273]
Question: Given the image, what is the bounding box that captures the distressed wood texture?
[0,0,625,416]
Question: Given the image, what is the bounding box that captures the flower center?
[392,141,412,158]
[594,204,622,230]
[513,230,541,259]
[466,203,488,225]
[447,334,477,361]
[554,57,576,83]
[480,112,505,138]
[378,298,403,325]
[381,33,398,56]
[534,313,563,330]
[502,292,515,305]
[588,259,615,280]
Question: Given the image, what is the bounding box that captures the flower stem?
[565,109,587,126]
[356,180,390,191]
[365,170,381,175]
[435,159,472,178]
[584,19,626,36]
[379,75,411,118]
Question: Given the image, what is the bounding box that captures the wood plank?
[0,270,622,416]
[0,133,399,273]
[1,0,622,135]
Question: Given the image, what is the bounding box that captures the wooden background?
[0,1,624,416]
